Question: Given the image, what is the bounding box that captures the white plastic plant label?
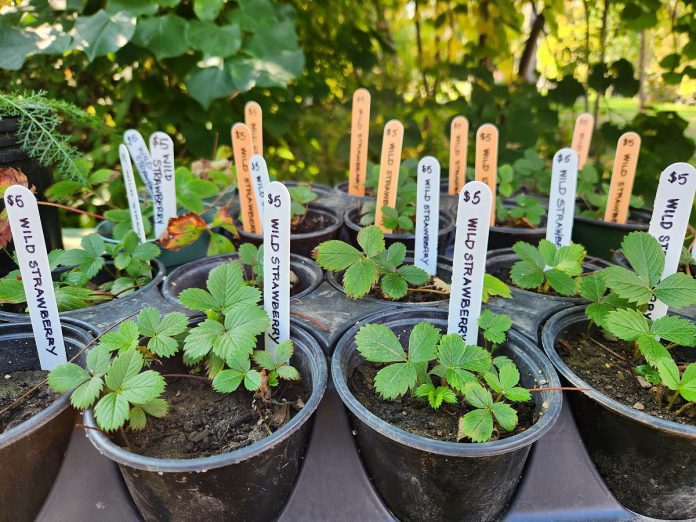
[118,145,147,243]
[263,181,290,355]
[4,186,67,370]
[250,154,271,219]
[447,181,492,345]
[646,162,696,320]
[123,129,154,196]
[546,148,579,247]
[149,132,177,237]
[415,156,440,275]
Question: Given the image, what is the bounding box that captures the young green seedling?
[238,242,265,287]
[288,184,317,227]
[496,194,545,227]
[510,240,586,296]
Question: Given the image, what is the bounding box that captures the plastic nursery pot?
[572,207,652,261]
[438,177,459,212]
[343,206,456,252]
[236,203,343,258]
[83,319,327,522]
[326,253,452,308]
[0,320,92,522]
[488,200,547,250]
[542,306,696,519]
[334,180,376,209]
[284,181,354,214]
[332,307,562,522]
[0,259,165,331]
[162,252,324,306]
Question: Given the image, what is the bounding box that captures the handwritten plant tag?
[4,186,67,370]
[123,129,154,197]
[263,181,290,354]
[449,115,469,195]
[603,132,641,224]
[374,119,404,233]
[118,145,147,243]
[250,154,271,219]
[546,148,579,247]
[149,132,177,237]
[447,181,492,345]
[348,88,371,197]
[474,124,498,225]
[245,101,263,156]
[232,123,262,234]
[415,156,440,275]
[645,163,696,320]
[571,113,594,170]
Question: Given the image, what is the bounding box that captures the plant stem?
[675,402,694,416]
[37,201,106,220]
[666,390,680,411]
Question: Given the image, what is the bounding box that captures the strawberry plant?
[360,160,418,233]
[288,184,318,228]
[575,164,644,219]
[510,240,586,296]
[496,194,545,227]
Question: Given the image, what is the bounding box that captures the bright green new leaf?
[478,310,511,344]
[48,363,90,392]
[374,362,416,399]
[94,392,130,431]
[343,258,379,298]
[491,402,518,431]
[357,225,385,258]
[313,240,362,271]
[458,408,493,442]
[355,324,406,362]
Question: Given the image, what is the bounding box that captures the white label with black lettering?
[149,132,177,237]
[646,163,696,320]
[4,186,67,370]
[415,156,440,275]
[263,181,290,356]
[546,148,578,247]
[123,129,154,197]
[119,145,147,243]
[447,181,492,345]
[250,154,271,219]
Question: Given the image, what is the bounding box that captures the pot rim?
[332,307,563,457]
[0,321,93,448]
[344,206,455,240]
[282,181,336,200]
[573,206,652,230]
[83,319,327,472]
[237,203,344,241]
[542,305,696,438]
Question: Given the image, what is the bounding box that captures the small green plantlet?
[360,160,418,234]
[238,243,265,287]
[496,194,545,227]
[355,320,529,442]
[510,240,586,296]
[678,247,695,277]
[288,185,317,226]
[576,164,644,219]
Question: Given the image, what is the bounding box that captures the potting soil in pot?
[0,368,59,432]
[292,210,332,234]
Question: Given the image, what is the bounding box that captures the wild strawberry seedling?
[510,240,586,295]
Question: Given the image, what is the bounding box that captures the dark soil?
[0,369,60,433]
[349,363,536,442]
[291,209,334,234]
[364,276,449,303]
[557,324,695,426]
[489,258,592,298]
[496,216,539,229]
[125,375,309,459]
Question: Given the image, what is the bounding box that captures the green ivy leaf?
[185,65,235,110]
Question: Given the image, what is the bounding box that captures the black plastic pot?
[572,207,652,261]
[0,320,92,522]
[326,253,452,308]
[332,307,562,522]
[236,203,343,258]
[162,252,323,306]
[334,181,376,209]
[488,200,547,250]
[343,206,455,252]
[542,306,696,519]
[284,181,354,214]
[438,178,459,212]
[83,319,327,522]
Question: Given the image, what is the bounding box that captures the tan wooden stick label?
[375,119,404,232]
[232,123,262,233]
[571,113,594,169]
[604,131,641,223]
[474,123,498,225]
[449,115,469,195]
[244,101,263,156]
[348,88,371,196]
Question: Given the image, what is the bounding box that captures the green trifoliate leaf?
[128,406,147,430]
[274,339,294,364]
[504,387,531,402]
[343,258,379,298]
[48,363,90,392]
[513,241,545,268]
[252,350,276,371]
[545,269,578,296]
[133,241,160,261]
[139,311,188,357]
[94,392,130,431]
[510,260,545,289]
[313,240,362,271]
[374,362,417,399]
[212,368,244,393]
[178,288,218,313]
[183,318,223,360]
[458,408,493,442]
[208,262,261,312]
[214,305,270,360]
[408,322,440,363]
[491,402,518,431]
[651,315,696,346]
[244,369,263,391]
[357,225,385,258]
[120,370,165,405]
[605,309,650,341]
[654,273,696,309]
[538,240,557,266]
[70,377,104,409]
[602,266,652,305]
[104,349,144,391]
[679,364,696,402]
[493,355,515,369]
[621,232,664,286]
[380,273,408,299]
[483,371,501,392]
[355,324,406,363]
[554,243,585,276]
[464,382,494,409]
[437,335,491,373]
[478,310,511,344]
[141,398,169,417]
[397,265,429,286]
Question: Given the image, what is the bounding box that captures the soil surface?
[291,209,333,234]
[0,369,60,433]
[557,324,695,426]
[349,362,536,442]
[125,374,309,459]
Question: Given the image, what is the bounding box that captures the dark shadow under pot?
[332,307,562,522]
[572,207,651,261]
[488,200,547,250]
[83,319,327,522]
[541,306,696,520]
[0,321,92,522]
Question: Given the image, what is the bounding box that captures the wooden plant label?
[245,101,263,156]
[348,88,371,196]
[474,123,498,225]
[149,132,177,237]
[4,186,67,369]
[118,145,147,243]
[646,162,696,320]
[374,119,404,232]
[546,148,579,247]
[123,129,154,197]
[415,156,440,275]
[263,181,290,354]
[604,132,641,224]
[571,113,594,170]
[448,115,469,195]
[231,123,262,234]
[250,154,271,219]
[447,181,492,345]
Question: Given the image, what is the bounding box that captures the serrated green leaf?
[385,242,406,266]
[357,225,385,258]
[621,232,664,286]
[478,310,511,344]
[510,260,544,289]
[513,241,545,268]
[654,273,696,309]
[87,344,112,376]
[603,266,652,305]
[655,356,680,391]
[252,350,276,371]
[141,398,169,417]
[183,318,223,360]
[438,335,491,372]
[212,368,244,393]
[374,362,417,399]
[129,406,147,430]
[213,304,269,360]
[178,288,218,312]
[313,240,362,271]
[545,268,577,296]
[458,408,493,442]
[605,309,650,341]
[244,369,263,391]
[499,364,521,390]
[343,258,379,298]
[208,262,261,312]
[637,335,671,368]
[94,392,130,432]
[133,242,160,261]
[120,370,165,405]
[554,243,585,276]
[70,376,104,409]
[483,371,501,392]
[577,273,607,302]
[408,322,440,363]
[48,363,90,392]
[652,316,696,346]
[483,274,512,302]
[276,365,300,381]
[380,272,408,299]
[679,364,696,402]
[355,324,406,362]
[397,264,429,286]
[104,349,144,391]
[505,387,532,402]
[464,382,494,408]
[491,402,518,431]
